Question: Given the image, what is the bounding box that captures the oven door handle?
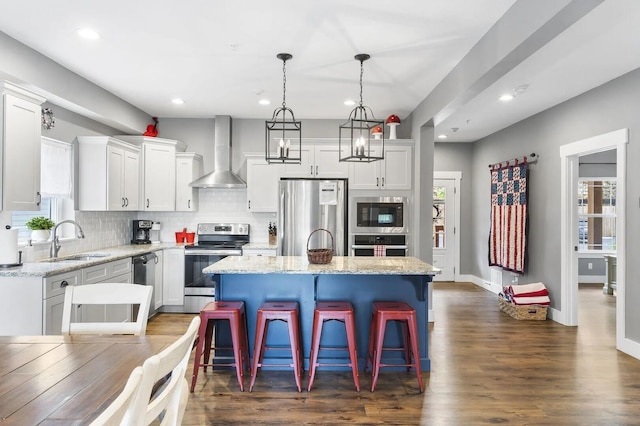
[185,249,243,256]
[351,245,408,250]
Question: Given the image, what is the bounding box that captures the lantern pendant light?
[339,53,384,163]
[265,53,302,164]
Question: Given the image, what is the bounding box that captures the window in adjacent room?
[577,179,616,252]
[11,137,75,242]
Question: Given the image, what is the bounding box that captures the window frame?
[577,177,616,253]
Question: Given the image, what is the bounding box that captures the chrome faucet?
[50,220,85,258]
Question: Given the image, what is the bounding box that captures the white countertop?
[203,256,440,275]
[0,243,183,278]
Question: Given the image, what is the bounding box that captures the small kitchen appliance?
[132,220,153,244]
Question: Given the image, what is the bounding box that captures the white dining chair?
[89,366,144,426]
[61,283,153,335]
[129,316,200,426]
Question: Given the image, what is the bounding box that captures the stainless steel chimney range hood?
[189,115,247,189]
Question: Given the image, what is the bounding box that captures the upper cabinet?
[281,143,349,179]
[246,156,281,212]
[77,136,140,211]
[1,81,45,211]
[349,143,413,190]
[176,152,203,212]
[118,136,187,211]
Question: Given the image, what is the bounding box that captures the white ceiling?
[0,0,639,142]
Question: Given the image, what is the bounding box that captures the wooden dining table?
[0,334,179,425]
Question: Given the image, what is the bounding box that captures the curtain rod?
[488,153,538,169]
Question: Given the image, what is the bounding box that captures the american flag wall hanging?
[488,159,529,274]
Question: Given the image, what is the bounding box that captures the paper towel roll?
[0,228,19,265]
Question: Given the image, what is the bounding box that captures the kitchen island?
[203,256,439,371]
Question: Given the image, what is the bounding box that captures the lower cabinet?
[162,247,185,306]
[43,270,81,335]
[81,259,133,324]
[42,259,133,335]
[154,250,164,311]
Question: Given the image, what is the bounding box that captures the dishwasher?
[132,252,158,319]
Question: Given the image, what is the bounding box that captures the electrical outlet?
[512,275,519,285]
[588,262,593,270]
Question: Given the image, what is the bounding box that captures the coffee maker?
[132,220,153,244]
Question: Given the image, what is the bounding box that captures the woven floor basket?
[306,228,334,264]
[498,296,548,321]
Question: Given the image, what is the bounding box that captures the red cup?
[185,232,195,245]
[175,231,186,243]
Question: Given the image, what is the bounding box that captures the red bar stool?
[249,301,303,392]
[365,301,423,392]
[190,301,250,392]
[307,301,360,392]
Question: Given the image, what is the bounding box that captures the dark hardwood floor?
[146,282,639,425]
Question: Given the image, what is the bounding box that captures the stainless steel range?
[182,223,249,313]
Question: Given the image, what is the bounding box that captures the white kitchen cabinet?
[43,270,81,335]
[77,136,140,211]
[81,258,132,324]
[117,136,187,212]
[349,143,413,190]
[282,143,349,178]
[246,157,281,212]
[162,247,185,306]
[176,152,203,211]
[154,250,164,311]
[1,81,45,211]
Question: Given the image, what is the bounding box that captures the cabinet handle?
[125,197,129,207]
[248,200,251,209]
[188,200,191,209]
[60,280,69,288]
[382,177,385,187]
[315,165,318,175]
[146,199,150,208]
[36,192,41,206]
[122,197,125,207]
[310,165,313,175]
[376,177,379,187]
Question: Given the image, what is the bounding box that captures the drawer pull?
[60,280,69,288]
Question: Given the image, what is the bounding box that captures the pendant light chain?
[359,58,364,107]
[282,57,287,109]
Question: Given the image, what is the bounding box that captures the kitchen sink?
[41,253,111,263]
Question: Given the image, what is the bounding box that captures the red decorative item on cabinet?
[143,117,159,137]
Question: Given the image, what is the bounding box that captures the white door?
[432,178,457,281]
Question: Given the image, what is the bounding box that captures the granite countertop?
[0,243,183,278]
[203,256,440,275]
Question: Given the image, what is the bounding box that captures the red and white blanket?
[506,282,549,297]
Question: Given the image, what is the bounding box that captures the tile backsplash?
[148,189,276,244]
[5,188,276,262]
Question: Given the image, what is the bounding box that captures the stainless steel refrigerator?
[278,178,348,256]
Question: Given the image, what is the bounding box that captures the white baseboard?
[619,336,640,360]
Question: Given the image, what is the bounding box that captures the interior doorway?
[560,129,627,353]
[433,171,461,281]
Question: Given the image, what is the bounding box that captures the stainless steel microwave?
[351,197,408,233]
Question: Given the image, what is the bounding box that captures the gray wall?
[434,142,474,273]
[469,68,640,342]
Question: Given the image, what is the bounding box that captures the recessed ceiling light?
[171,98,184,105]
[76,28,100,40]
[438,134,448,139]
[259,99,271,106]
[344,100,355,106]
[499,94,514,102]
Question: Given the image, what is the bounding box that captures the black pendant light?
[339,53,384,162]
[265,53,302,164]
